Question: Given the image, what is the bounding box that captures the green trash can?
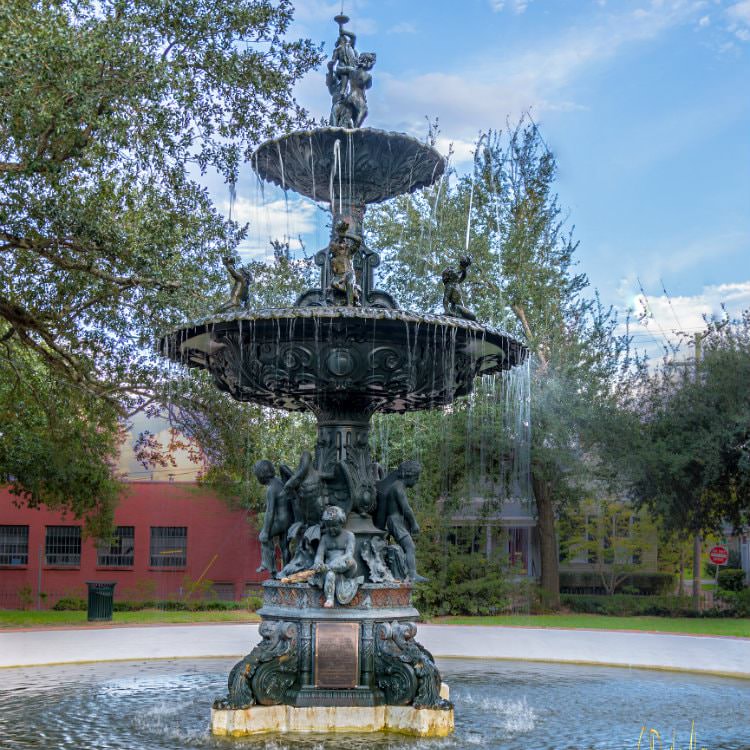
[86,581,116,622]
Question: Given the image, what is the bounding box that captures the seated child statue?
[313,505,364,608]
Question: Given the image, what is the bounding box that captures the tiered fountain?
[160,14,527,738]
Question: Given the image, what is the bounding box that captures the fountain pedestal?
[210,580,453,736]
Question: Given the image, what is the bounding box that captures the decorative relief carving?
[375,621,452,710]
[215,621,298,709]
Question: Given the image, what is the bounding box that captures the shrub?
[244,596,263,612]
[717,568,745,592]
[17,585,34,610]
[53,597,86,611]
[717,588,750,617]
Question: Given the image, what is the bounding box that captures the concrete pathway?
[1,623,748,678]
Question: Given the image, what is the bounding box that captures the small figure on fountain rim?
[441,256,477,321]
[216,255,252,313]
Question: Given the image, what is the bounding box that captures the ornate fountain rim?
[160,305,528,357]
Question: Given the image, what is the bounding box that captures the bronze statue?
[441,256,476,321]
[217,255,251,312]
[375,460,426,582]
[327,15,375,128]
[254,460,294,575]
[312,505,363,607]
[327,219,362,306]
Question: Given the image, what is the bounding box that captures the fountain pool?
[1,658,747,749]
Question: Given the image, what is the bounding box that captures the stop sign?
[709,546,729,565]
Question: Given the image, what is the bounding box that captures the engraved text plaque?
[315,621,359,688]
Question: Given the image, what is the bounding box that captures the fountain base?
[211,687,453,737]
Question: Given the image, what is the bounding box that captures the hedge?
[561,594,730,618]
[52,598,249,612]
[559,571,674,596]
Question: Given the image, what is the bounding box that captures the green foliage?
[244,595,263,612]
[559,571,674,596]
[717,568,746,592]
[0,0,322,521]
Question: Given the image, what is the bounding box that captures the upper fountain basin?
[159,307,527,414]
[252,127,446,205]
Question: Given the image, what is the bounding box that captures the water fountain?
[159,14,527,738]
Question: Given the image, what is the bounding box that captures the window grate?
[150,527,187,567]
[97,526,135,567]
[45,526,81,567]
[0,525,29,566]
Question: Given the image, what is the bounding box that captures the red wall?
[0,483,264,608]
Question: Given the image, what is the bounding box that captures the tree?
[366,119,633,605]
[622,313,750,605]
[0,0,323,525]
[562,499,654,596]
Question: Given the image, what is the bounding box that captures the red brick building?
[0,483,264,609]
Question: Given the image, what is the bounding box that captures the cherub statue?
[327,219,361,306]
[375,460,427,582]
[441,256,476,321]
[253,460,294,575]
[335,52,376,128]
[313,505,364,607]
[216,255,251,312]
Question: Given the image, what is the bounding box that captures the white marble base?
[211,684,454,738]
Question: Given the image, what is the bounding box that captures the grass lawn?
[0,609,260,628]
[428,614,750,637]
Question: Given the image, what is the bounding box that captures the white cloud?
[727,0,750,40]
[368,0,710,165]
[622,280,750,359]
[698,14,710,26]
[388,22,417,34]
[222,197,319,260]
[490,0,531,13]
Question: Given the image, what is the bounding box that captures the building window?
[150,527,187,567]
[0,525,29,566]
[97,526,135,567]
[45,526,81,567]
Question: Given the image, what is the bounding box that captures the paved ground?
[1,622,749,677]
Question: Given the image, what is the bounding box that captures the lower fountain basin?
[2,658,748,748]
[160,307,527,413]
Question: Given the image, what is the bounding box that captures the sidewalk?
[2,623,749,678]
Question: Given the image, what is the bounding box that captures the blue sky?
[215,0,750,355]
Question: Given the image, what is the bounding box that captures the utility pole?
[692,332,703,611]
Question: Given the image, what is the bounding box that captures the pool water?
[0,658,747,749]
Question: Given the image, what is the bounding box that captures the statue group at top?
[326,14,376,129]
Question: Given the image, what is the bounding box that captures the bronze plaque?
[315,621,359,689]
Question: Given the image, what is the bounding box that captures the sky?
[210,0,750,358]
